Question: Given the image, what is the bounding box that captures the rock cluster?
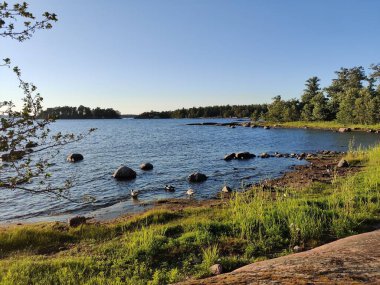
[224,152,255,160]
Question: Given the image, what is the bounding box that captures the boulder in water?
[67,153,84,162]
[235,152,255,160]
[224,153,236,161]
[140,162,153,171]
[113,166,137,180]
[188,172,207,183]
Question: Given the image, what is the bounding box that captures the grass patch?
[260,120,380,130]
[0,145,379,284]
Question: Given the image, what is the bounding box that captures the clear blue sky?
[1,0,379,114]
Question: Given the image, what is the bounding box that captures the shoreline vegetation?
[135,64,380,127]
[0,145,379,284]
[188,120,380,133]
[40,64,380,126]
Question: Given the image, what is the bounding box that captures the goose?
[164,185,175,192]
[186,188,195,196]
[130,189,139,199]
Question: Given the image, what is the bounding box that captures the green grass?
[0,145,379,284]
[259,120,380,130]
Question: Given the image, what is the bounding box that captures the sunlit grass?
[261,120,380,130]
[0,145,379,284]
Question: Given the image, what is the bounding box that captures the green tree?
[311,92,328,121]
[325,66,367,118]
[353,89,377,124]
[336,88,359,123]
[301,76,321,121]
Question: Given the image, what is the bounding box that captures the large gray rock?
[188,172,207,183]
[140,162,153,171]
[337,159,349,168]
[67,153,84,162]
[113,166,137,180]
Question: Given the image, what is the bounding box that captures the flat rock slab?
[177,230,380,284]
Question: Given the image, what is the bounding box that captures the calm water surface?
[1,119,379,223]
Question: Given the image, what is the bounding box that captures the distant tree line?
[137,105,268,119]
[39,105,121,119]
[137,64,380,124]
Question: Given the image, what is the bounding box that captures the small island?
[38,105,121,119]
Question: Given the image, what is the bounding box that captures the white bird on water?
[131,189,139,199]
[186,188,195,196]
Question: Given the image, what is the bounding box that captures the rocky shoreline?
[187,121,380,133]
[111,149,353,223]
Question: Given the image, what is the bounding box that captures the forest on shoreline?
[38,64,380,125]
[38,105,121,119]
[137,64,380,125]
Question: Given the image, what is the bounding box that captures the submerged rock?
[188,172,207,183]
[67,153,84,162]
[113,166,137,180]
[140,162,153,171]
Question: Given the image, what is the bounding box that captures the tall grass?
[262,120,380,130]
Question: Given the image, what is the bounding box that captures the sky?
[1,0,379,114]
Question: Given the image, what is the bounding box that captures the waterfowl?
[186,188,195,196]
[131,189,139,199]
[164,185,175,192]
